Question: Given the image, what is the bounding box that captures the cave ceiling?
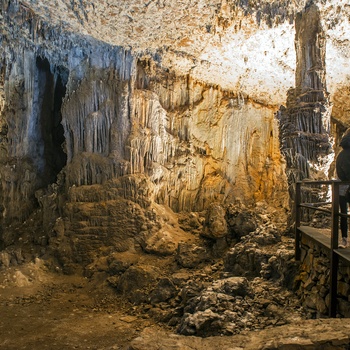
[9,0,350,115]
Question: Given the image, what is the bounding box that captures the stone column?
[278,3,333,210]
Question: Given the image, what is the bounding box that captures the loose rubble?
[1,201,349,349]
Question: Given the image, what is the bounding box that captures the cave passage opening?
[36,56,68,185]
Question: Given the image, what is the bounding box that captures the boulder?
[226,205,258,239]
[144,230,177,256]
[117,265,160,304]
[201,203,228,239]
[211,277,253,298]
[149,277,177,304]
[176,243,210,268]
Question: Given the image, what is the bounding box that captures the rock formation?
[1,0,350,347]
[0,1,348,234]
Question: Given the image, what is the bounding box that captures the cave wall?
[132,62,287,212]
[59,54,288,213]
[0,0,290,235]
[2,0,348,259]
[0,45,70,222]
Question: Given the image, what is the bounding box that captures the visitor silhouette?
[336,129,350,248]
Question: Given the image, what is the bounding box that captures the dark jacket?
[337,148,350,181]
[340,131,350,149]
[337,129,350,181]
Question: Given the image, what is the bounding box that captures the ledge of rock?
[129,319,350,350]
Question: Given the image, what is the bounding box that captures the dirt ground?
[0,205,304,350]
[0,259,162,350]
[2,240,350,350]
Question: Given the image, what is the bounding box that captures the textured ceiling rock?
[5,0,350,109]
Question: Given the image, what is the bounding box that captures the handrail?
[299,204,331,214]
[296,180,350,185]
[299,204,350,217]
[302,201,332,206]
[294,180,350,317]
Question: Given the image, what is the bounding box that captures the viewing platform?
[298,225,350,261]
[295,180,350,317]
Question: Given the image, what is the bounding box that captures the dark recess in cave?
[36,56,68,185]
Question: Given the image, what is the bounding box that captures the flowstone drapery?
[0,0,342,258]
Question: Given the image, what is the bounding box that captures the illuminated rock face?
[58,53,287,213]
[0,16,288,227]
[0,0,349,237]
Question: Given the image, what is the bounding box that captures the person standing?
[336,129,350,248]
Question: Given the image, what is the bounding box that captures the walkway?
[295,180,350,317]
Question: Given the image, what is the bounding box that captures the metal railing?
[294,180,350,317]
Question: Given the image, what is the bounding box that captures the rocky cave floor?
[0,256,308,350]
[1,204,350,350]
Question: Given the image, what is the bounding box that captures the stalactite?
[0,0,291,225]
[0,0,137,220]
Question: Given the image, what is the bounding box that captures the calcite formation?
[0,0,349,257]
[278,3,333,208]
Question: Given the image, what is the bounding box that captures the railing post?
[295,182,301,261]
[329,181,340,317]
